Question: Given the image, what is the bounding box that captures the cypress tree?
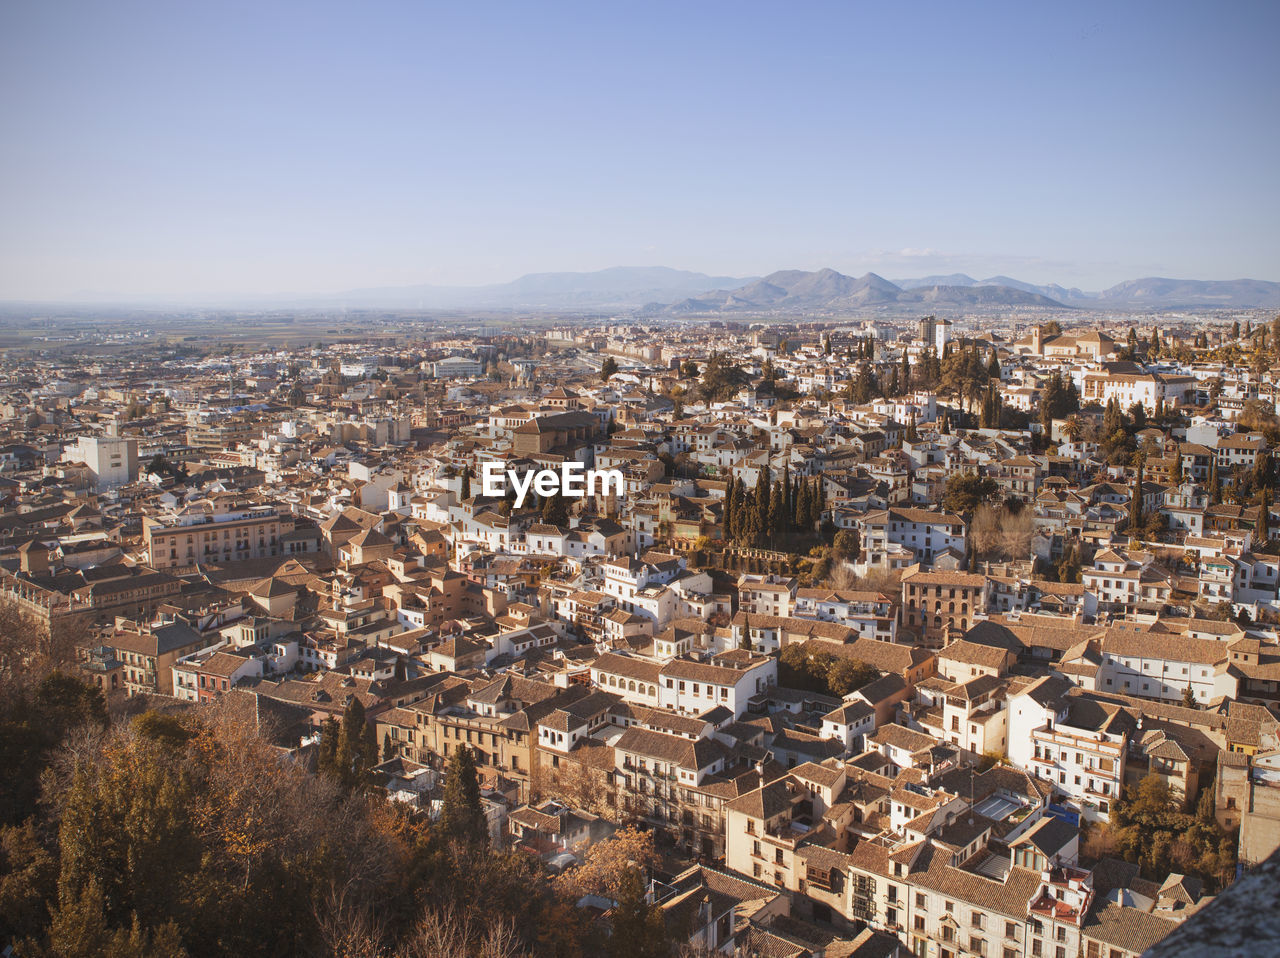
[756,466,771,531]
[782,466,792,529]
[737,482,750,542]
[1132,459,1145,528]
[769,480,786,540]
[316,716,341,778]
[723,475,736,538]
[335,697,377,791]
[439,745,488,845]
[795,481,812,531]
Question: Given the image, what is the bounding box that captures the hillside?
[646,269,1065,315]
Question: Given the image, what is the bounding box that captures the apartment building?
[901,566,990,646]
[1008,677,1133,821]
[59,434,139,490]
[858,507,967,570]
[144,506,284,570]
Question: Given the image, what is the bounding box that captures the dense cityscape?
[5,0,1279,954]
[2,302,1279,956]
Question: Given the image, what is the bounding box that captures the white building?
[61,434,139,490]
[1007,675,1130,821]
[657,650,777,718]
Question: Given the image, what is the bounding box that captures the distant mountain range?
[645,268,1067,315]
[890,273,1280,309]
[325,267,754,311]
[10,266,1279,313]
[330,266,1280,314]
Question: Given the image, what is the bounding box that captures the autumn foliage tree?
[554,825,659,903]
[1107,773,1237,892]
[0,675,605,958]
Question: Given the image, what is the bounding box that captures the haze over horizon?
[2,0,1278,302]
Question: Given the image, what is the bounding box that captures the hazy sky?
[2,0,1278,301]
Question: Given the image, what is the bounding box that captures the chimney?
[18,540,49,575]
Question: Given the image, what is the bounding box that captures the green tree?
[600,356,619,381]
[315,716,341,779]
[333,698,377,791]
[439,746,488,846]
[0,672,108,828]
[853,364,879,404]
[778,644,834,694]
[607,865,668,958]
[942,474,998,516]
[698,353,749,403]
[1131,458,1145,529]
[0,819,56,944]
[832,529,859,562]
[827,658,877,697]
[56,743,201,938]
[794,481,812,532]
[768,480,786,542]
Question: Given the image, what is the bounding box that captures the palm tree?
[1063,415,1086,444]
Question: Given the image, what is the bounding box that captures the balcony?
[1029,893,1082,925]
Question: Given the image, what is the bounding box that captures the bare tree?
[399,903,527,958]
[971,506,1034,561]
[314,885,392,958]
[535,758,616,817]
[826,561,859,591]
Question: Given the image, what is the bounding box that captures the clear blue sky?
[2,0,1277,301]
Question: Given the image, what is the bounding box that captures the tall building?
[60,434,138,490]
